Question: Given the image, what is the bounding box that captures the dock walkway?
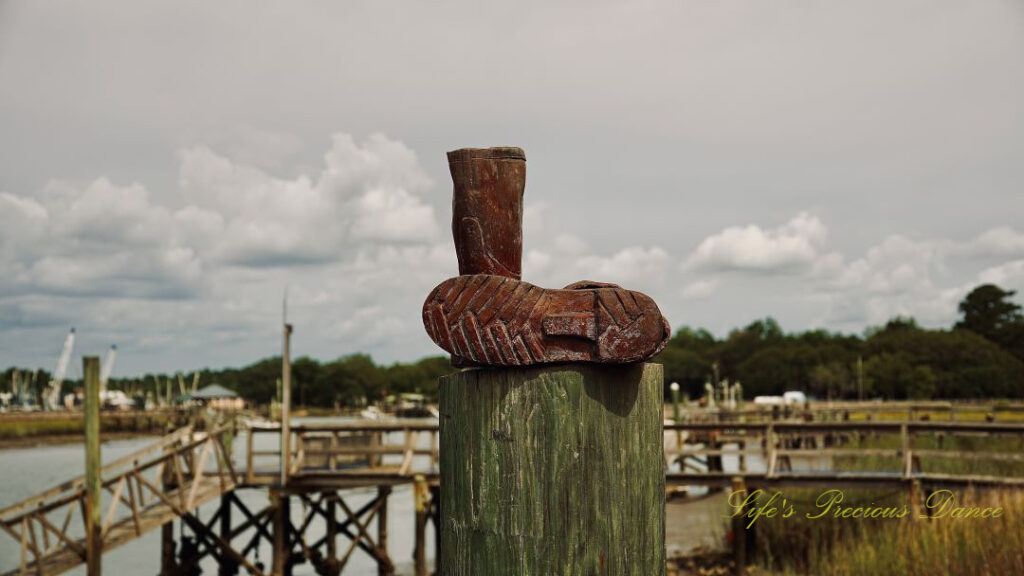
[2,417,1023,575]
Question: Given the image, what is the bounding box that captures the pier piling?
[730,476,747,576]
[84,356,102,576]
[439,363,666,575]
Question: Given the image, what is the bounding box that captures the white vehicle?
[783,391,808,405]
[753,391,808,406]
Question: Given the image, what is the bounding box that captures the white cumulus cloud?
[683,212,829,272]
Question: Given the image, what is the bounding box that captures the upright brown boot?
[448,147,525,279]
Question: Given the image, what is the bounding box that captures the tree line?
[3,283,1022,406]
[657,283,1024,401]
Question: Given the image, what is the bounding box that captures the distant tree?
[808,362,851,401]
[234,357,280,404]
[736,346,808,397]
[384,355,454,399]
[667,326,717,353]
[956,284,1023,342]
[863,352,915,399]
[291,356,321,407]
[867,323,1023,399]
[716,317,785,377]
[656,346,711,399]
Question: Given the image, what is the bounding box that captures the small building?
[178,384,245,411]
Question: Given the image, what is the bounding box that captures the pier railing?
[662,420,1024,489]
[674,401,1024,424]
[243,421,441,486]
[239,419,1024,490]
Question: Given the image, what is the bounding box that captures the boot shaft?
[447,147,525,279]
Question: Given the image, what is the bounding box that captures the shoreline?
[0,430,160,450]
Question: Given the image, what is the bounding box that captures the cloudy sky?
[1,0,1022,376]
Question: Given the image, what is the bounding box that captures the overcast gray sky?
[1,0,1022,376]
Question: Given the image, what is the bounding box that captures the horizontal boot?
[422,274,671,366]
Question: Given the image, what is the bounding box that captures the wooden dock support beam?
[84,356,102,576]
[219,494,239,576]
[429,484,441,574]
[413,476,428,576]
[377,486,392,576]
[281,323,293,486]
[326,493,338,571]
[272,489,292,576]
[160,440,178,576]
[908,479,921,522]
[440,363,666,575]
[730,476,747,576]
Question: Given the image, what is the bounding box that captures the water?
[0,418,436,575]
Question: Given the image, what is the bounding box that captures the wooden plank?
[125,475,142,536]
[440,363,666,576]
[662,421,1024,434]
[246,429,255,485]
[32,512,85,559]
[101,477,126,537]
[913,450,1024,462]
[215,432,239,486]
[398,431,418,476]
[186,439,213,509]
[901,424,912,479]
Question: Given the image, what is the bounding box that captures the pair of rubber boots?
[422,147,671,367]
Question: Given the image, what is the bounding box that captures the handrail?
[0,423,240,576]
[0,424,231,522]
[663,421,1024,433]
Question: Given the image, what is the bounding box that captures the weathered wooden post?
[424,148,671,576]
[326,493,339,573]
[908,479,921,522]
[729,476,747,576]
[670,381,682,457]
[413,476,429,576]
[219,494,238,576]
[670,381,681,422]
[377,485,393,576]
[161,438,179,575]
[271,488,292,576]
[440,364,665,574]
[281,322,293,486]
[84,356,102,576]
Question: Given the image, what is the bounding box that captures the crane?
[100,345,117,393]
[46,327,76,410]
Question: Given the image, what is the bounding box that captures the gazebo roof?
[189,384,239,399]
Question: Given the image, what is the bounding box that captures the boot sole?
[422,274,670,366]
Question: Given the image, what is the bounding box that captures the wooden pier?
[1,417,1023,575]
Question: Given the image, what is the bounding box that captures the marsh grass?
[0,414,174,439]
[748,488,1024,575]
